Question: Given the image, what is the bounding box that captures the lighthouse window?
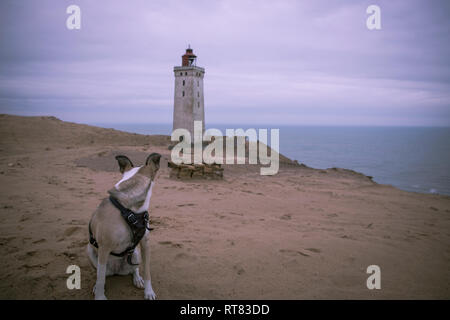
[197,92,199,97]
[185,72,187,76]
[180,72,182,76]
[183,80,185,86]
[182,91,185,97]
[198,102,200,108]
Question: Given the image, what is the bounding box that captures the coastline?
[0,114,449,299]
[89,121,450,196]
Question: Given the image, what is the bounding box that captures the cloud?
[0,0,449,126]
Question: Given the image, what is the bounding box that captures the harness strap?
[89,197,153,265]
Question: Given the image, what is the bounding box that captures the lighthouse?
[173,46,205,138]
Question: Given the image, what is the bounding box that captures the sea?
[91,123,450,196]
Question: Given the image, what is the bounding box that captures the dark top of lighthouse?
[182,47,197,67]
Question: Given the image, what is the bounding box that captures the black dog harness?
[89,196,152,265]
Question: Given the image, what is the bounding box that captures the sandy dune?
[0,114,449,299]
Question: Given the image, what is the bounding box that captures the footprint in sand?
[19,214,34,222]
[280,214,291,220]
[305,248,321,253]
[17,250,38,261]
[279,249,310,257]
[26,250,37,257]
[213,212,226,219]
[177,203,196,207]
[68,239,87,249]
[174,252,196,261]
[62,252,78,260]
[64,226,83,236]
[159,241,183,248]
[59,226,83,241]
[68,219,85,226]
[227,240,235,246]
[23,261,51,270]
[233,264,245,275]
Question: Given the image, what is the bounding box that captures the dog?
[87,153,161,300]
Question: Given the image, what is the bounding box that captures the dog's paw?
[144,288,156,300]
[133,273,145,289]
[93,285,108,300]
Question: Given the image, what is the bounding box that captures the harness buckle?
[127,213,138,225]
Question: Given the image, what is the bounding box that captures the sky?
[0,0,449,126]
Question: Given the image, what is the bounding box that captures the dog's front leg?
[93,246,110,300]
[140,232,156,300]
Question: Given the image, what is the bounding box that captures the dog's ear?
[115,155,134,173]
[145,153,161,170]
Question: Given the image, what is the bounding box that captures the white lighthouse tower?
[173,46,205,138]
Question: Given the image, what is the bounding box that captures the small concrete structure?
[173,46,205,138]
[168,161,224,180]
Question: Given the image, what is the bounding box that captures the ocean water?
[92,123,450,196]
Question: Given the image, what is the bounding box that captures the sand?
[0,114,449,299]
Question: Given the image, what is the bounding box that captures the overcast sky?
[0,0,449,126]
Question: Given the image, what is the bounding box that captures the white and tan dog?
[87,153,161,300]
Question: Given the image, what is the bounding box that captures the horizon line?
[88,121,450,128]
[2,114,449,128]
